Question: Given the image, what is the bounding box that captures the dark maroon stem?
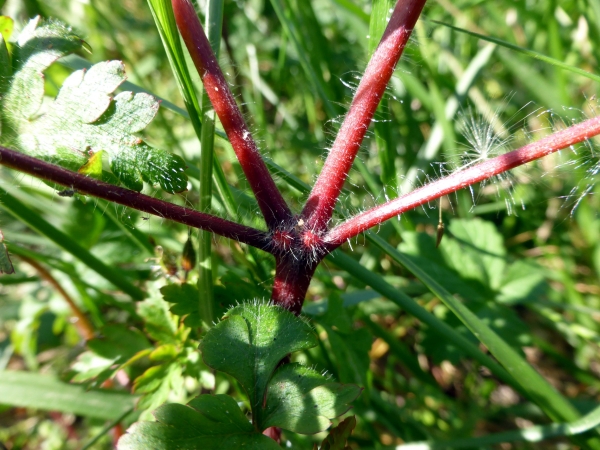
[271,256,319,315]
[325,115,600,247]
[301,0,427,233]
[172,0,292,230]
[0,146,271,251]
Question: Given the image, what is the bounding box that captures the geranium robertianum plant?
[1,0,600,448]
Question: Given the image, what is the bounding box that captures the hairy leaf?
[0,17,187,193]
[201,302,318,415]
[118,394,280,450]
[260,363,361,433]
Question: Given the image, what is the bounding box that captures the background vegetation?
[0,0,599,448]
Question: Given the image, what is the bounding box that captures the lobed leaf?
[260,363,361,434]
[0,17,187,193]
[118,394,280,450]
[200,302,318,415]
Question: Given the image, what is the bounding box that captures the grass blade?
[326,250,518,390]
[196,0,224,327]
[0,370,137,420]
[365,232,586,425]
[0,189,145,300]
[397,403,600,449]
[432,20,600,85]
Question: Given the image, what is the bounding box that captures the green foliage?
[118,394,281,450]
[1,0,600,448]
[201,302,319,416]
[0,371,136,420]
[0,17,187,193]
[262,363,360,433]
[120,302,360,447]
[318,416,356,450]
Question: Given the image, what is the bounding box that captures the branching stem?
[0,146,271,251]
[301,0,427,232]
[172,0,292,229]
[325,115,600,247]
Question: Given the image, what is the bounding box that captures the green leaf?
[118,394,280,450]
[431,19,600,85]
[0,229,14,274]
[138,294,178,344]
[443,219,506,291]
[0,16,13,42]
[201,302,318,415]
[1,17,187,193]
[260,363,361,434]
[324,327,371,386]
[88,324,152,362]
[78,149,105,179]
[161,283,202,328]
[3,17,84,120]
[0,370,136,420]
[319,416,356,450]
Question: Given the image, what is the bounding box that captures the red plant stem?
[0,146,271,251]
[270,257,318,315]
[325,115,600,247]
[302,0,427,232]
[172,0,292,229]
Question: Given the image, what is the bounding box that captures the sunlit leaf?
[0,17,187,193]
[201,302,318,415]
[260,363,361,433]
[118,394,280,450]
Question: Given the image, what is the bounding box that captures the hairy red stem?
[172,0,292,229]
[0,146,271,251]
[325,115,600,246]
[271,256,318,315]
[302,0,427,232]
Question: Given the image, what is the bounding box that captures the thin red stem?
[325,115,600,247]
[0,146,271,251]
[172,0,292,229]
[302,0,427,232]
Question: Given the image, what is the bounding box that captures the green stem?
[197,0,224,327]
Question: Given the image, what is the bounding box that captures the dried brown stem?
[18,255,95,340]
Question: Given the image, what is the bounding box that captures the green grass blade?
[397,403,600,449]
[81,407,134,450]
[0,370,137,420]
[146,0,203,135]
[100,201,155,255]
[369,0,398,193]
[326,250,518,390]
[0,189,145,300]
[365,232,582,423]
[432,20,600,85]
[196,0,224,327]
[269,0,338,119]
[331,0,369,22]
